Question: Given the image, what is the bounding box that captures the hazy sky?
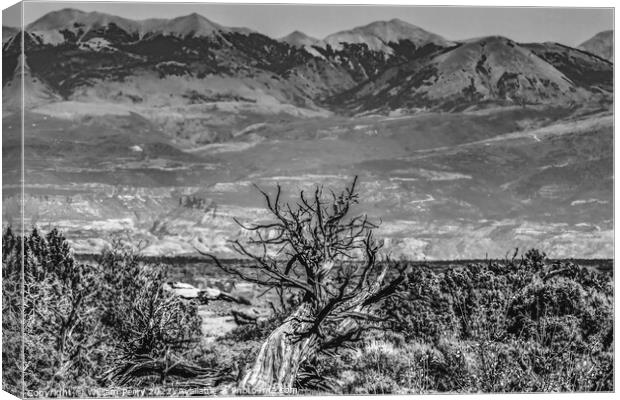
[2,1,614,46]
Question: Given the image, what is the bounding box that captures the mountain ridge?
[7,10,615,50]
[2,9,613,116]
[328,35,611,113]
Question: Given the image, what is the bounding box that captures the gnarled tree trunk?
[238,264,401,393]
[239,302,319,393]
[200,179,408,393]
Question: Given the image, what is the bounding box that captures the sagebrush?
[1,228,614,396]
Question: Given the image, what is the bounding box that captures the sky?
[2,1,614,46]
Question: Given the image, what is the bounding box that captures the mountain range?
[2,8,613,115]
[2,8,614,259]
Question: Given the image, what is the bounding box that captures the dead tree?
[200,177,407,392]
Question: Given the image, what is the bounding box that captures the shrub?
[507,273,613,354]
[2,227,204,393]
[3,227,103,393]
[383,265,458,342]
[2,227,24,395]
[3,229,612,395]
[96,244,202,362]
[377,249,613,393]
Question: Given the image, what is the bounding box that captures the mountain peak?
[280,30,320,47]
[287,30,308,37]
[578,30,613,62]
[168,12,215,25]
[48,8,87,16]
[54,8,86,15]
[324,18,453,52]
[26,8,139,35]
[461,35,512,44]
[27,8,88,31]
[359,18,429,31]
[365,18,414,28]
[25,9,229,41]
[162,13,223,37]
[174,12,211,24]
